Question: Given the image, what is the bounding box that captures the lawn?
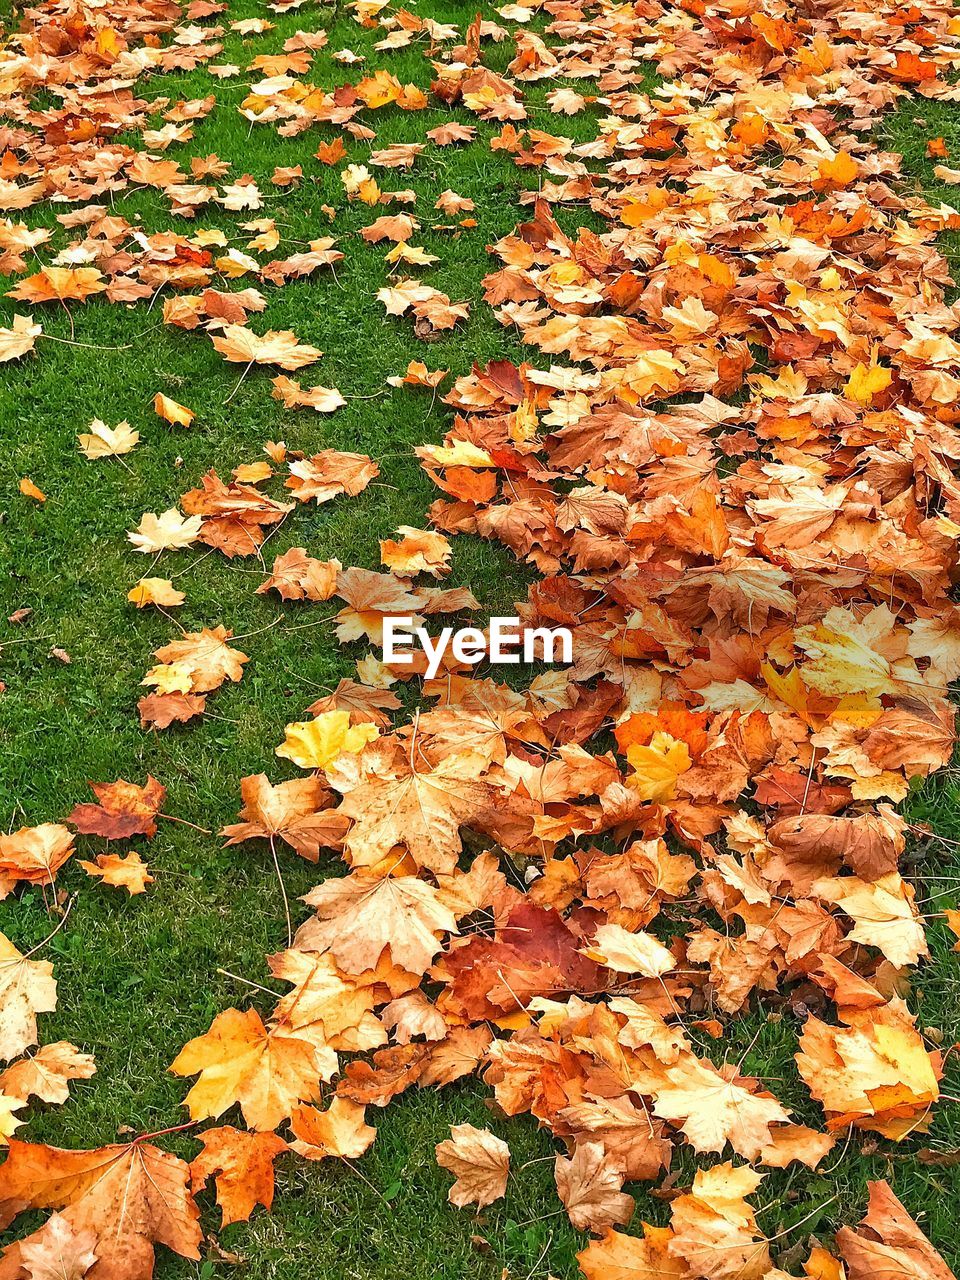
[1,0,960,1277]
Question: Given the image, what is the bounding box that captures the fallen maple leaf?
[14,1211,98,1280]
[289,1097,376,1159]
[285,451,379,503]
[796,997,940,1137]
[836,1181,955,1280]
[189,1126,287,1227]
[0,934,57,1062]
[256,549,341,602]
[153,627,248,693]
[555,1141,633,1233]
[128,578,186,609]
[6,267,106,304]
[814,873,927,968]
[0,1042,95,1106]
[0,824,74,886]
[138,692,207,730]
[0,1139,201,1278]
[337,759,492,876]
[386,360,448,389]
[337,1042,430,1106]
[0,315,41,363]
[578,1224,683,1280]
[221,774,349,861]
[436,1123,509,1208]
[275,710,379,770]
[211,325,323,370]
[18,477,45,503]
[128,509,203,554]
[79,851,153,894]
[69,776,166,839]
[668,1162,770,1280]
[298,872,458,975]
[586,924,675,977]
[269,949,379,1047]
[380,526,452,578]
[271,375,345,413]
[304,677,400,729]
[77,419,139,458]
[170,1007,329,1131]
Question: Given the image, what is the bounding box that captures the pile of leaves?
[3,0,960,1274]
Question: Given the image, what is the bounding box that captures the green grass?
[1,4,960,1276]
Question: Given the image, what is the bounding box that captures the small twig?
[269,832,293,948]
[223,358,255,405]
[216,967,282,997]
[158,812,212,835]
[131,1120,196,1146]
[15,893,77,960]
[40,334,134,352]
[230,613,285,643]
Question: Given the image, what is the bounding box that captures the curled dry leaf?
[0,824,74,887]
[380,526,452,578]
[285,451,379,504]
[18,478,45,503]
[271,375,345,414]
[153,393,194,428]
[836,1181,956,1280]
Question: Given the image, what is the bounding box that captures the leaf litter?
[2,0,960,1274]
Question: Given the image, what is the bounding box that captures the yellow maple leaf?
[845,362,892,405]
[276,709,379,770]
[170,1007,330,1131]
[625,731,691,802]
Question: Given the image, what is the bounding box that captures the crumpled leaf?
[836,1181,955,1280]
